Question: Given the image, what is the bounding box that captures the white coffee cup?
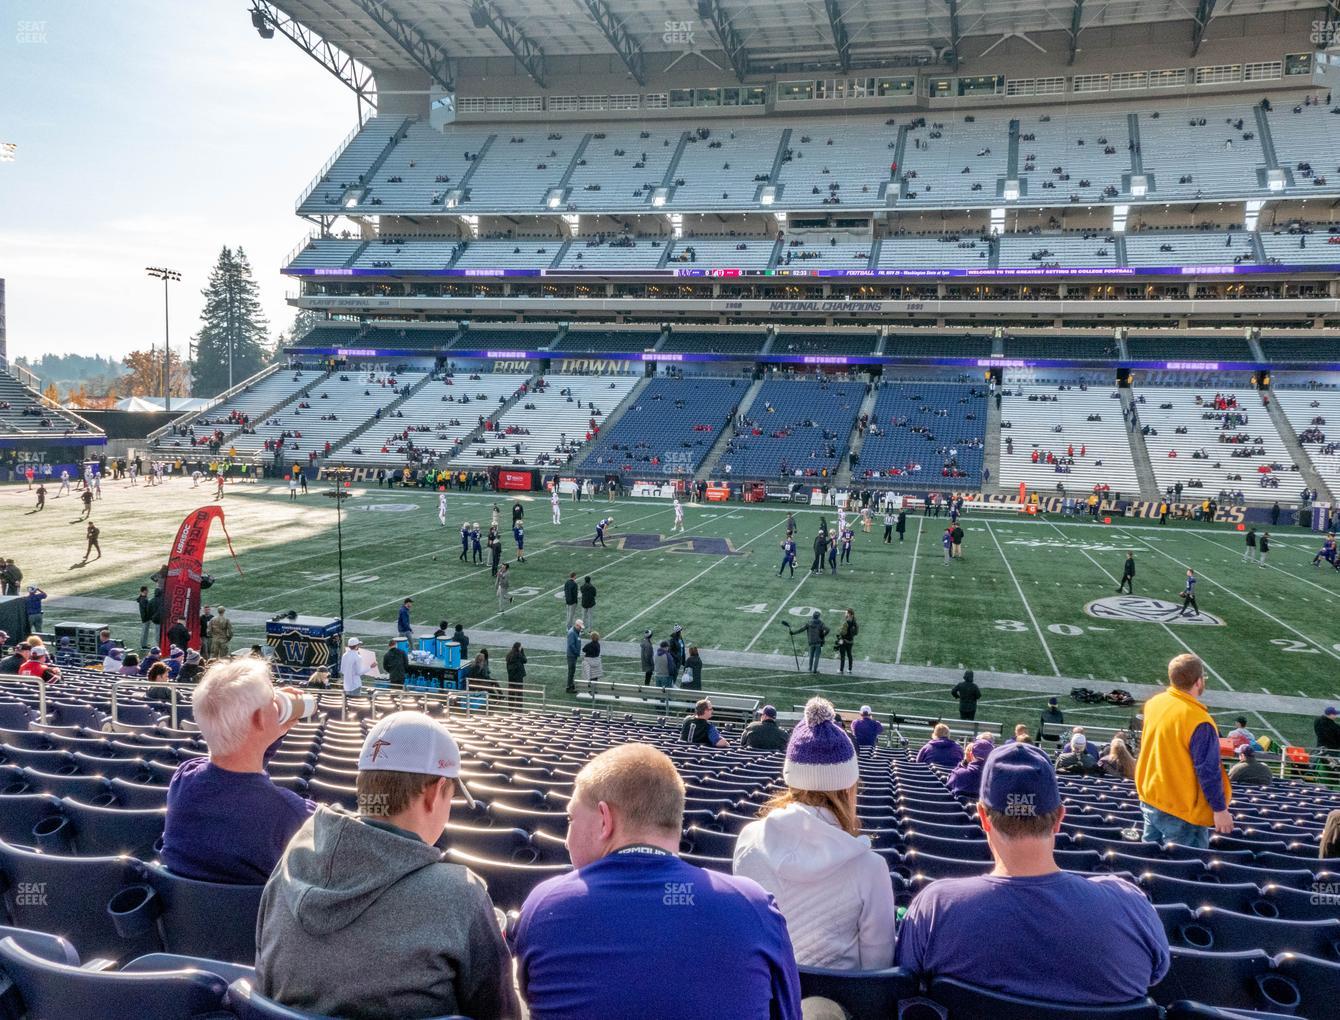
[275,692,317,726]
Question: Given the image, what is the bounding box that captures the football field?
[6,477,1339,747]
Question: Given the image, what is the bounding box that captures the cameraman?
[804,611,829,674]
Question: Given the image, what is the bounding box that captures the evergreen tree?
[191,246,272,396]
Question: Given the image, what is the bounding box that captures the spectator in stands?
[1227,744,1272,787]
[382,638,408,689]
[0,642,29,674]
[18,645,59,683]
[742,705,789,750]
[895,743,1170,1004]
[947,738,995,799]
[161,658,316,884]
[851,706,883,749]
[515,743,800,1018]
[1098,737,1138,780]
[580,630,603,688]
[639,629,654,685]
[1135,654,1233,849]
[144,660,173,702]
[340,637,374,696]
[1055,733,1100,773]
[564,620,583,694]
[1225,716,1264,753]
[1314,706,1340,751]
[916,723,964,767]
[1321,810,1340,859]
[682,645,703,689]
[681,698,728,747]
[256,711,515,1019]
[734,697,896,970]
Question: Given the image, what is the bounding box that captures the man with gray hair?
[256,711,515,1019]
[159,658,315,884]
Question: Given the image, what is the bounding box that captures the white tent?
[113,396,213,413]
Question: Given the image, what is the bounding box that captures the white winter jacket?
[733,802,896,971]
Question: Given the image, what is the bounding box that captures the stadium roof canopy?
[264,0,1322,80]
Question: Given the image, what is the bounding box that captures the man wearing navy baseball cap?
[256,712,515,1019]
[895,742,1169,1006]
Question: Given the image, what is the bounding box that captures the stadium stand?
[3,663,1340,1018]
[658,329,768,354]
[899,114,1008,206]
[155,370,323,454]
[285,238,362,269]
[556,235,668,270]
[336,372,530,467]
[448,324,559,351]
[997,232,1118,269]
[774,119,897,209]
[720,377,862,479]
[1003,334,1121,360]
[1265,100,1340,196]
[858,382,988,487]
[772,331,880,355]
[1271,387,1340,486]
[232,370,427,463]
[1126,335,1256,361]
[885,334,994,358]
[450,238,561,270]
[550,328,662,353]
[454,373,639,468]
[998,385,1141,496]
[561,126,682,212]
[1133,103,1266,200]
[351,237,460,270]
[667,235,775,269]
[877,234,989,269]
[576,376,745,476]
[0,367,101,439]
[1134,387,1299,500]
[1014,110,1131,204]
[1260,336,1340,362]
[1125,229,1257,268]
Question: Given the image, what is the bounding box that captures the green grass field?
[6,476,1339,747]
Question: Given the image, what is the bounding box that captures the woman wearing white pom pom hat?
[733,696,896,971]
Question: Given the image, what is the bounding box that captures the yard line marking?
[1118,527,1340,665]
[1250,711,1287,744]
[984,519,1060,676]
[602,518,777,640]
[1040,518,1234,691]
[747,572,811,652]
[895,517,924,665]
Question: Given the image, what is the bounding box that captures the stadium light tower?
[145,267,181,412]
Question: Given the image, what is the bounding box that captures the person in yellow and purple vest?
[1135,653,1233,850]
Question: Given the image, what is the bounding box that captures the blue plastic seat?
[1203,860,1313,889]
[0,746,77,773]
[69,753,153,784]
[1272,951,1340,1018]
[797,966,917,1020]
[0,840,159,962]
[1140,874,1260,912]
[929,975,1160,1018]
[902,832,991,861]
[443,847,571,912]
[19,768,113,805]
[227,976,469,1019]
[896,849,992,880]
[0,794,61,849]
[0,705,36,731]
[1250,883,1340,922]
[0,936,228,1020]
[108,778,170,808]
[1192,907,1340,960]
[439,823,535,863]
[109,861,264,966]
[1151,948,1299,1013]
[683,825,739,858]
[49,798,165,858]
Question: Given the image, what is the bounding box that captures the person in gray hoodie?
[255,711,516,1020]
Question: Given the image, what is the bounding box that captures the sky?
[0,1,353,364]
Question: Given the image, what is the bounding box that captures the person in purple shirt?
[850,706,884,749]
[945,738,995,799]
[896,742,1169,1006]
[515,743,800,1020]
[916,723,965,767]
[160,658,316,885]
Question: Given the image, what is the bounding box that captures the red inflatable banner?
[160,506,242,651]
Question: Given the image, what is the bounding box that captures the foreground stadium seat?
[110,861,264,966]
[797,965,917,1020]
[54,798,165,858]
[1250,883,1340,922]
[928,976,1160,1018]
[0,841,159,962]
[1140,874,1260,911]
[438,823,535,863]
[443,847,570,912]
[1203,860,1314,889]
[0,705,36,731]
[0,794,61,849]
[1272,951,1340,1017]
[227,977,470,1019]
[107,777,170,808]
[1151,948,1299,1013]
[0,936,228,1020]
[1190,907,1340,960]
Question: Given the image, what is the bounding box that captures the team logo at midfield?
[563,533,745,556]
[1084,596,1224,627]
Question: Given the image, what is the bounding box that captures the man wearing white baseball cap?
[256,711,515,1019]
[338,636,374,696]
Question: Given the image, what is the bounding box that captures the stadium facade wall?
[444,13,1315,111]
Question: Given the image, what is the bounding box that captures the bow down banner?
[160,506,242,651]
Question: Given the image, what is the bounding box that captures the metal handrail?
[294,123,361,212]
